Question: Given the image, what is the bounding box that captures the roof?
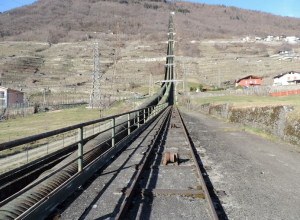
[236,75,262,83]
[273,71,300,79]
[0,86,24,93]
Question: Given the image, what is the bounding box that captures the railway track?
[116,106,218,219]
[57,106,220,219]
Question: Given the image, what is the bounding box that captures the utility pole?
[183,68,187,94]
[89,40,102,110]
[43,88,46,106]
[149,72,154,96]
[218,68,221,88]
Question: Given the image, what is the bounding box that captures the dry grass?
[194,94,300,109]
[0,101,131,143]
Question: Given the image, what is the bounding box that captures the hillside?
[1,0,300,43]
[1,0,300,106]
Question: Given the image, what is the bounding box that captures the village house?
[284,36,299,44]
[273,71,300,86]
[0,86,24,108]
[265,36,274,41]
[235,75,262,88]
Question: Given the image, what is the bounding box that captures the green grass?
[244,126,276,141]
[0,102,131,144]
[0,105,98,143]
[194,94,300,109]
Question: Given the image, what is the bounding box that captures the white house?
[265,36,274,41]
[273,71,300,86]
[284,36,299,44]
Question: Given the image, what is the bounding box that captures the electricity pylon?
[149,72,154,96]
[89,40,102,109]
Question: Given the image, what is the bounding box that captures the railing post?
[78,126,83,172]
[137,111,140,128]
[128,113,131,135]
[152,106,154,117]
[143,108,146,124]
[111,117,115,147]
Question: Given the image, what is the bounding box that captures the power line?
[0,3,10,9]
[11,0,22,5]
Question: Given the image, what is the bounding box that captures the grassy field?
[0,101,132,144]
[193,94,300,109]
[191,93,300,121]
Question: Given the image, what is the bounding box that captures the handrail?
[0,103,166,151]
[0,102,169,208]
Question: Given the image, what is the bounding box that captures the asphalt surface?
[180,108,300,220]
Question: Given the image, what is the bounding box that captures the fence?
[186,85,300,97]
[0,103,35,120]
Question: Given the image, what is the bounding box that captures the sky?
[190,0,300,18]
[1,0,300,18]
[0,0,37,13]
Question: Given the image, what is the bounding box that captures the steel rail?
[115,106,172,220]
[176,107,219,220]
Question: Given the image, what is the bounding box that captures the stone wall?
[193,103,299,145]
[38,103,88,112]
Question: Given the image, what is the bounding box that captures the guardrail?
[0,103,168,171]
[0,102,169,218]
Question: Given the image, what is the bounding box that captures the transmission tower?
[112,21,121,89]
[149,72,154,96]
[89,40,102,109]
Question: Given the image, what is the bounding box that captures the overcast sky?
[1,0,300,18]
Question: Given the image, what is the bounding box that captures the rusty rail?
[176,107,219,220]
[115,106,219,220]
[115,106,172,219]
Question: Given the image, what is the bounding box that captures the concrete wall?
[192,103,299,145]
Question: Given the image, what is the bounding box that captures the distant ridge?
[1,0,300,42]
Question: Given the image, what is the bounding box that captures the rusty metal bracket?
[162,152,179,165]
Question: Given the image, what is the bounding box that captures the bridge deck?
[56,107,215,219]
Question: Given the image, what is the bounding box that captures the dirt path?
[180,108,300,219]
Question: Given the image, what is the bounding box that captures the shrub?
[178,8,190,14]
[144,3,159,10]
[190,86,196,91]
[198,84,203,90]
[234,85,244,90]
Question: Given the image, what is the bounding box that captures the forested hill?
[1,0,300,43]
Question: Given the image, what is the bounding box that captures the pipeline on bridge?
[0,12,176,220]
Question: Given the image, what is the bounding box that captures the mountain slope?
[1,0,300,43]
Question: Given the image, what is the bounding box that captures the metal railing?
[0,104,169,170]
[0,103,169,208]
